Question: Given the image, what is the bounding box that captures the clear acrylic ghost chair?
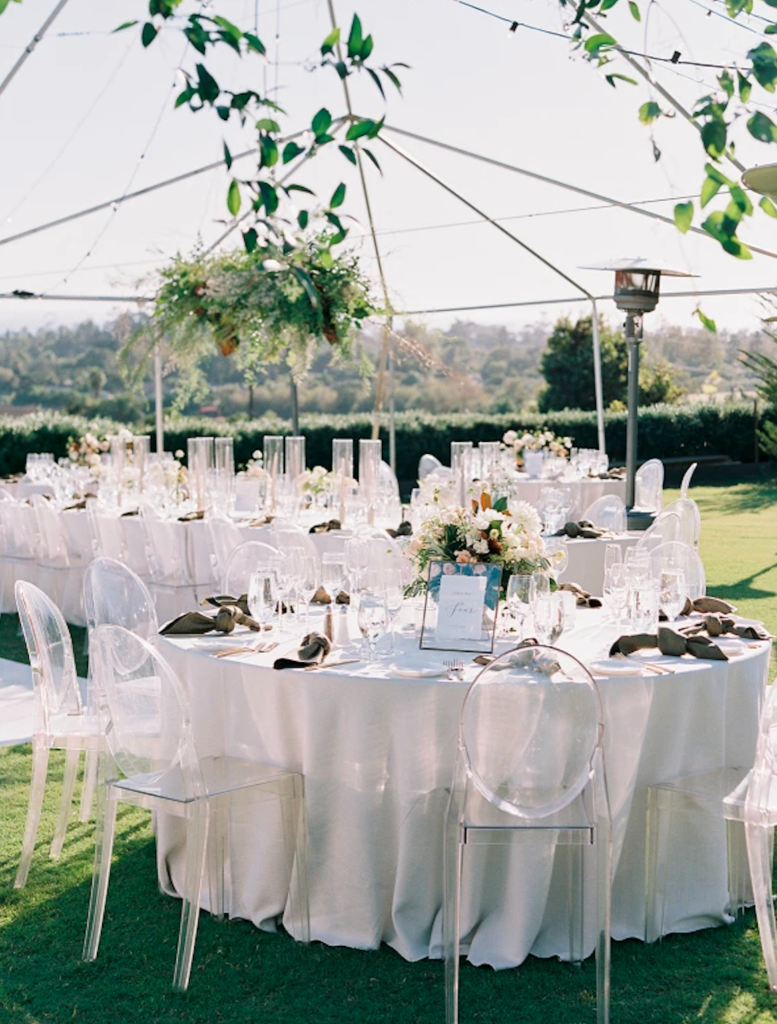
[141,511,205,620]
[223,540,279,596]
[13,581,99,889]
[379,460,400,500]
[444,644,612,1024]
[634,459,664,514]
[645,677,777,988]
[87,500,152,582]
[268,518,319,563]
[83,624,309,991]
[205,514,244,590]
[648,541,706,600]
[582,494,626,534]
[680,462,698,498]
[418,453,444,480]
[660,497,701,548]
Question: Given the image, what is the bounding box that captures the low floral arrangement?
[67,425,134,472]
[502,429,573,462]
[243,450,267,479]
[407,492,551,596]
[300,465,332,496]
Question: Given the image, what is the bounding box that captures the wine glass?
[543,538,568,582]
[357,592,388,664]
[506,574,536,641]
[322,552,346,603]
[297,554,320,628]
[659,568,686,622]
[382,567,404,655]
[345,536,371,594]
[271,554,295,636]
[604,543,622,577]
[248,570,278,629]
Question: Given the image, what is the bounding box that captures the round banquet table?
[154,608,770,967]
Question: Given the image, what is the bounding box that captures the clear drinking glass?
[357,592,388,663]
[543,538,568,581]
[382,567,404,654]
[659,568,686,622]
[271,554,295,635]
[321,553,346,603]
[604,543,623,578]
[535,591,565,644]
[248,570,278,629]
[506,574,536,641]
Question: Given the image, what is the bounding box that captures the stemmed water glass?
[271,554,295,636]
[296,554,320,628]
[659,568,686,622]
[248,570,278,630]
[506,574,536,641]
[357,592,388,664]
[322,552,346,603]
[382,567,404,655]
[535,591,565,644]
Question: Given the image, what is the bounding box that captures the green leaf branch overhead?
[557,0,777,258]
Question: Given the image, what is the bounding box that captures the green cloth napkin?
[683,614,770,642]
[559,581,602,608]
[273,632,332,670]
[120,508,139,517]
[610,627,728,660]
[680,596,735,616]
[201,593,251,616]
[178,509,205,522]
[387,521,413,538]
[160,604,261,636]
[555,520,607,539]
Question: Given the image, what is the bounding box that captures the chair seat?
[114,755,298,805]
[44,712,101,747]
[461,787,596,843]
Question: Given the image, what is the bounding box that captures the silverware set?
[214,639,278,659]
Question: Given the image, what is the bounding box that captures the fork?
[444,659,465,681]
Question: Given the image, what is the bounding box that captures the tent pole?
[590,299,606,454]
[154,343,164,455]
[0,0,73,101]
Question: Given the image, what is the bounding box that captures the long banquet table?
[155,609,770,967]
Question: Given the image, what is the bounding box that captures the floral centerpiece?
[300,465,332,497]
[407,492,552,597]
[502,428,573,468]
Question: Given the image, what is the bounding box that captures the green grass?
[1,475,776,1023]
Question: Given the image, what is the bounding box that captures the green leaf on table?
[329,183,346,209]
[227,179,241,217]
[321,27,340,57]
[760,195,777,219]
[141,22,158,47]
[674,201,694,233]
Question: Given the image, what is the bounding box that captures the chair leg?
[50,748,81,859]
[746,822,777,991]
[567,843,585,966]
[82,779,118,963]
[79,749,98,824]
[172,802,209,993]
[208,805,226,922]
[14,744,50,889]
[596,823,612,1024]
[443,827,464,1024]
[280,775,310,944]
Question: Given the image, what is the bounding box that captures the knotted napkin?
[63,498,88,511]
[249,515,274,528]
[273,632,332,670]
[201,593,251,616]
[680,595,735,616]
[555,520,607,539]
[387,521,413,538]
[309,519,342,534]
[178,509,205,522]
[160,604,261,636]
[683,614,770,642]
[559,581,602,608]
[595,467,626,480]
[610,627,728,660]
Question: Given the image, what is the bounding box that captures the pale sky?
[1,0,776,337]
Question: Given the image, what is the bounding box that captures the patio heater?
[584,258,696,529]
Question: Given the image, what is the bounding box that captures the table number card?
[420,561,501,653]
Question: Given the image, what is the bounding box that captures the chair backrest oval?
[680,462,698,499]
[660,497,701,548]
[648,541,706,599]
[268,518,319,562]
[31,493,68,565]
[91,623,201,795]
[83,556,158,641]
[140,511,191,585]
[206,514,244,585]
[418,454,444,480]
[15,581,80,725]
[582,494,626,533]
[634,459,664,514]
[459,645,603,820]
[223,540,280,596]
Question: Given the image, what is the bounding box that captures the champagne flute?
[357,592,388,664]
[506,574,536,641]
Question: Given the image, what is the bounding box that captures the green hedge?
[0,403,768,481]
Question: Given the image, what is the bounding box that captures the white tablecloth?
[155,610,769,967]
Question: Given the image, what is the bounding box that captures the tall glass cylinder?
[451,441,473,507]
[213,437,235,514]
[359,438,382,524]
[285,436,306,481]
[332,438,354,525]
[133,435,150,492]
[187,436,214,511]
[264,435,284,513]
[479,441,501,482]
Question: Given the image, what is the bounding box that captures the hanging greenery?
[133,231,379,408]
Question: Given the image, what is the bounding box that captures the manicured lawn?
[0,474,776,1023]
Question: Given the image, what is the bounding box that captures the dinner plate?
[588,658,643,677]
[391,662,448,678]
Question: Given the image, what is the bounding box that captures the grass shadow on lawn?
[692,481,777,516]
[706,560,777,605]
